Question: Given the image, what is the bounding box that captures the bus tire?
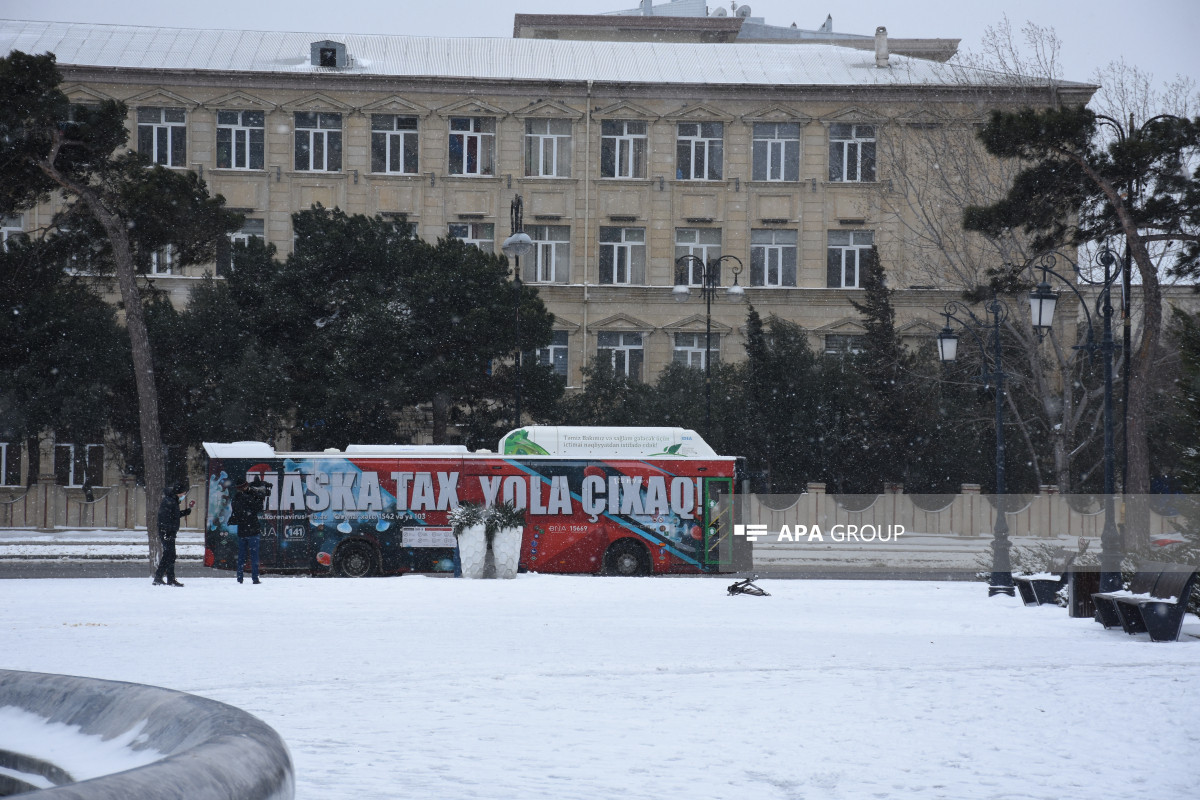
[335,541,378,578]
[605,540,650,577]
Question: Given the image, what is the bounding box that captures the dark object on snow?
[728,577,769,596]
[1093,561,1198,642]
[1013,547,1077,606]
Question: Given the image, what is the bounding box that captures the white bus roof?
[204,427,722,460]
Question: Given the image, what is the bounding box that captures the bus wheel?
[335,542,377,578]
[605,540,650,577]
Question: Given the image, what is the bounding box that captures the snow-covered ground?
[0,529,204,561]
[2,574,1198,799]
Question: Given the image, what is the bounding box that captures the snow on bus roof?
[344,444,470,455]
[204,428,722,460]
[498,427,718,458]
[202,441,277,459]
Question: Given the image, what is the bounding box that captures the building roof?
[1,19,1088,92]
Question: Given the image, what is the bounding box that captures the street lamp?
[501,195,534,429]
[673,253,744,438]
[1025,247,1124,592]
[936,295,1015,597]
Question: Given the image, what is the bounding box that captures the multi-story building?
[1,7,1097,494]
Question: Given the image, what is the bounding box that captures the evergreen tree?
[0,51,241,547]
[0,234,130,468]
[176,207,557,449]
[963,105,1200,498]
[741,306,822,493]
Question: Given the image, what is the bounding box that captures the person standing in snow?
[153,483,192,586]
[229,478,266,584]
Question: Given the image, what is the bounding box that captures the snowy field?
[2,574,1199,799]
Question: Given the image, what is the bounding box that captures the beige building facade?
[2,13,1100,489]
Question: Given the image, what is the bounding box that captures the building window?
[149,246,174,275]
[54,443,103,487]
[752,122,800,182]
[137,107,187,167]
[527,225,570,283]
[674,228,722,286]
[825,334,865,355]
[216,110,265,170]
[2,214,22,250]
[525,119,572,178]
[829,124,876,182]
[826,230,875,288]
[750,229,797,287]
[218,218,265,276]
[295,112,342,172]
[537,330,570,377]
[600,120,647,179]
[0,442,22,486]
[598,227,645,285]
[371,115,419,174]
[676,122,723,181]
[448,222,495,253]
[673,332,719,368]
[597,331,643,381]
[448,117,495,176]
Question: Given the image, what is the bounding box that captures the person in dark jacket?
[229,478,266,584]
[153,483,192,586]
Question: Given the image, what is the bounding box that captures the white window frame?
[752,122,801,182]
[674,228,722,287]
[448,117,496,177]
[2,214,22,250]
[750,229,798,287]
[537,330,570,377]
[137,107,187,167]
[54,443,104,487]
[597,331,644,381]
[676,122,723,181]
[448,222,495,253]
[826,230,875,288]
[220,219,265,276]
[216,110,265,170]
[600,120,648,179]
[528,225,570,284]
[0,442,21,486]
[825,334,865,355]
[598,227,645,285]
[829,124,877,182]
[371,115,419,175]
[525,119,572,178]
[673,332,720,369]
[294,112,343,172]
[149,246,175,275]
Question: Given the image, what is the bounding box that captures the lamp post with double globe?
[672,253,744,438]
[936,295,1016,597]
[501,195,534,429]
[1026,246,1124,592]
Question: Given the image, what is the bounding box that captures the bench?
[1093,562,1198,642]
[1013,547,1076,606]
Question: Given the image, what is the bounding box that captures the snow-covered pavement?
[2,574,1197,799]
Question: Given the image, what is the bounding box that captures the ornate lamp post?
[1026,247,1124,592]
[501,195,534,429]
[673,253,744,438]
[936,296,1015,597]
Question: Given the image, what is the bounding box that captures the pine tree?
[0,51,241,554]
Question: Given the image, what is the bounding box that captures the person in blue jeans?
[228,478,266,584]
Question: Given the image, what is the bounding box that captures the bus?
[203,426,745,577]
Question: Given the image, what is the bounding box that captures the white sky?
[4,0,1198,89]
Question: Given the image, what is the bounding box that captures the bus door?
[702,475,735,571]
